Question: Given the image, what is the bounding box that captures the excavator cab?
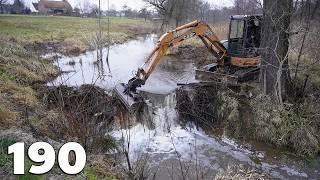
[227,15,262,58]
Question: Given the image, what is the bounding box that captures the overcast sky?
[23,0,234,10]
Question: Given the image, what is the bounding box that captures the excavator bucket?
[113,83,144,111]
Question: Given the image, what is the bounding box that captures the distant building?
[32,0,72,15]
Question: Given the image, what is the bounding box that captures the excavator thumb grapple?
[114,83,144,111]
[114,75,146,111]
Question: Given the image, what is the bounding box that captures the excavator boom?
[114,20,259,110]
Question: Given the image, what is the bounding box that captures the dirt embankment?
[167,35,320,158]
[176,70,320,158]
[166,44,214,66]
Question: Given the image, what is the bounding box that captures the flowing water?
[50,34,319,179]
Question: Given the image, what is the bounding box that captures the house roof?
[39,0,72,9]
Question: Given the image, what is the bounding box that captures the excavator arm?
[125,20,227,92]
[114,20,259,110]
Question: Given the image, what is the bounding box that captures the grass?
[17,159,43,180]
[0,138,43,180]
[250,94,320,157]
[0,35,58,127]
[83,163,119,180]
[0,138,16,174]
[0,104,16,126]
[0,14,156,46]
[214,165,269,179]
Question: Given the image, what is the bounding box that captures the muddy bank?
[176,77,320,158]
[176,83,248,134]
[165,39,320,158]
[167,45,213,66]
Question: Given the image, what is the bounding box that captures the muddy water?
[49,34,196,94]
[50,35,319,179]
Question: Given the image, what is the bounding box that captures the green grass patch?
[0,137,16,151]
[0,138,16,167]
[0,138,44,179]
[83,166,118,180]
[17,159,43,180]
[84,167,99,180]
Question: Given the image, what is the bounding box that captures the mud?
[24,41,87,56]
[23,25,158,57]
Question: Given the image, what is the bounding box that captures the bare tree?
[234,0,262,14]
[260,0,293,106]
[139,7,149,21]
[121,4,130,17]
[144,0,176,30]
[11,0,25,14]
[0,0,8,14]
[76,0,93,16]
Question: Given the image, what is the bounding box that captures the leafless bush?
[36,85,118,153]
[176,85,235,130]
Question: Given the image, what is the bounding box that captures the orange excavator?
[115,15,262,110]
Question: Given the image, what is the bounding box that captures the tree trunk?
[260,0,292,102]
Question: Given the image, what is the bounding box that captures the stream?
[49,34,319,179]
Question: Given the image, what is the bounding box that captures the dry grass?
[0,36,58,127]
[250,94,320,156]
[210,21,229,40]
[0,15,155,42]
[177,82,320,157]
[84,156,119,180]
[0,15,158,55]
[214,165,270,180]
[0,105,16,128]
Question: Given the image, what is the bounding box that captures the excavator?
[115,15,262,110]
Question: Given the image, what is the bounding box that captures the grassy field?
[0,14,158,56]
[0,14,156,42]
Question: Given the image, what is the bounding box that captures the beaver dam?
[46,34,319,179]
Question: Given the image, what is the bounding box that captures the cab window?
[229,19,244,39]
